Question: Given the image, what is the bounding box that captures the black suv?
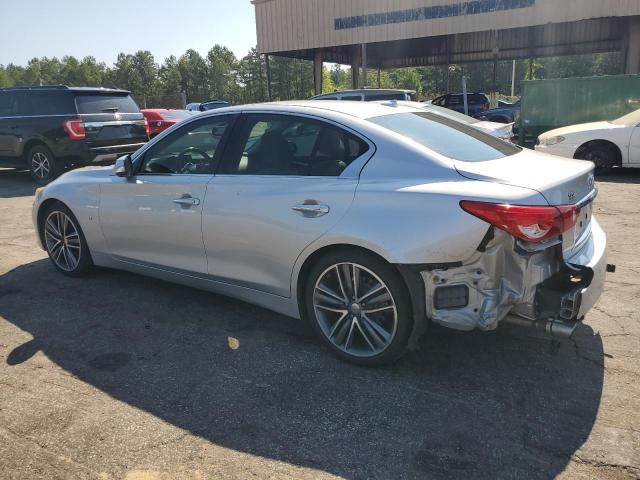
[0,86,148,183]
[430,93,490,117]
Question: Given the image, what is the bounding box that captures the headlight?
[539,135,565,146]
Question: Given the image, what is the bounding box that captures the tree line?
[0,44,624,108]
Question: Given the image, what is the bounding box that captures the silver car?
[32,101,608,366]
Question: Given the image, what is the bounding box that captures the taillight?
[144,119,150,137]
[460,201,579,243]
[63,119,86,140]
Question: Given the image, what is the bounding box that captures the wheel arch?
[294,243,428,348]
[23,138,51,160]
[36,198,66,247]
[574,139,622,166]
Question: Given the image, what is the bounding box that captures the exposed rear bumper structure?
[420,218,608,338]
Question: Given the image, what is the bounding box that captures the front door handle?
[291,202,330,217]
[173,196,201,207]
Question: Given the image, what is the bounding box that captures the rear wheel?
[577,144,617,174]
[42,203,93,277]
[28,145,59,184]
[304,250,412,366]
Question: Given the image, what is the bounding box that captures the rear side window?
[365,93,407,101]
[341,95,363,101]
[219,114,369,176]
[28,92,75,115]
[370,112,519,162]
[75,94,140,114]
[0,92,13,116]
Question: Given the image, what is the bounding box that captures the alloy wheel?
[31,152,51,180]
[44,211,82,272]
[313,262,398,358]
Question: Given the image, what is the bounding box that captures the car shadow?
[597,168,640,184]
[0,169,37,198]
[0,260,604,480]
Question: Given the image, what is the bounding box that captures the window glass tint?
[341,95,363,101]
[432,96,445,106]
[316,96,337,100]
[75,94,140,114]
[221,114,369,176]
[0,92,12,116]
[365,93,407,101]
[28,92,75,115]
[370,112,519,162]
[140,116,232,174]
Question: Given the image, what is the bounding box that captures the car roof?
[312,88,415,98]
[0,85,130,95]
[202,100,424,120]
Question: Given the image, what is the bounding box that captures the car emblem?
[568,191,576,202]
[115,112,121,120]
[587,174,595,189]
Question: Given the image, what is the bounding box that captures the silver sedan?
[33,101,608,366]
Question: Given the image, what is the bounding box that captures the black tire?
[41,202,94,277]
[28,144,59,184]
[578,144,617,174]
[303,249,413,367]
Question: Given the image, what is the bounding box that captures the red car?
[141,109,193,138]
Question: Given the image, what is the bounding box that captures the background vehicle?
[378,100,514,141]
[430,93,490,116]
[199,100,231,111]
[536,109,640,173]
[475,99,520,124]
[33,101,606,366]
[142,109,192,138]
[0,86,148,183]
[311,88,416,101]
[186,102,201,112]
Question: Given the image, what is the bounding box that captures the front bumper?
[420,218,607,336]
[534,143,579,159]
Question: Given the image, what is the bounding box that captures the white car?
[379,100,514,141]
[32,101,607,366]
[536,109,640,172]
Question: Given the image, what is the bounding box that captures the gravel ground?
[0,168,638,480]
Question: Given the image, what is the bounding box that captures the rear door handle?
[291,203,330,217]
[173,196,201,207]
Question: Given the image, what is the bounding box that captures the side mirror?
[114,155,134,178]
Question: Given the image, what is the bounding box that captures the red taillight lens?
[63,119,86,140]
[144,119,150,137]
[460,201,579,243]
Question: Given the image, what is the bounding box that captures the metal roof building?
[253,0,640,94]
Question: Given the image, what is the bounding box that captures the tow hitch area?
[421,226,604,338]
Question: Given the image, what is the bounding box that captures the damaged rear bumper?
[421,217,607,337]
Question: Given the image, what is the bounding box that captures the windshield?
[370,112,520,162]
[161,110,192,120]
[612,109,640,125]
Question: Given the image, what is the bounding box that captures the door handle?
[173,196,201,207]
[291,202,330,217]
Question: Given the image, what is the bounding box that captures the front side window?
[140,115,233,174]
[341,95,363,101]
[219,114,369,176]
[370,112,520,162]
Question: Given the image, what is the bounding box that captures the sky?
[0,0,258,67]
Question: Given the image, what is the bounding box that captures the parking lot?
[0,168,638,480]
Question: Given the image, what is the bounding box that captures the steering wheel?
[178,147,211,173]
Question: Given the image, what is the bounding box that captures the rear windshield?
[422,104,480,124]
[161,110,192,120]
[75,94,140,114]
[370,112,520,162]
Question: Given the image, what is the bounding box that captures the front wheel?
[304,250,413,366]
[42,203,94,277]
[578,145,617,174]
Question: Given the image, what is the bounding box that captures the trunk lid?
[73,92,147,148]
[454,149,596,258]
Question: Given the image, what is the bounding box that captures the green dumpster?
[519,74,640,147]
